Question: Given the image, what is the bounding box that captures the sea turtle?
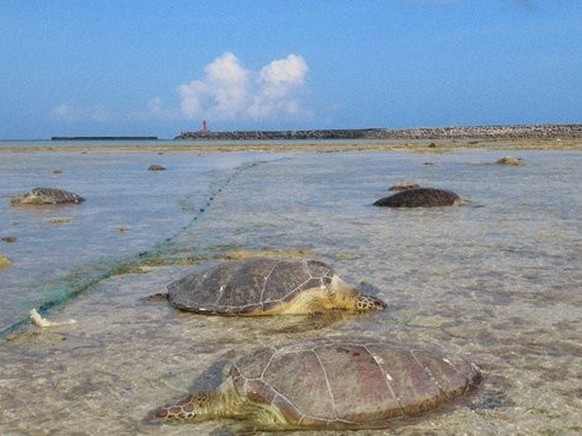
[388,182,420,192]
[373,187,467,208]
[10,187,85,205]
[164,258,386,315]
[495,156,522,166]
[148,164,166,171]
[150,336,482,431]
[0,252,11,271]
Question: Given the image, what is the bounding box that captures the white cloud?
[177,52,310,122]
[248,54,309,119]
[178,52,251,120]
[52,52,311,126]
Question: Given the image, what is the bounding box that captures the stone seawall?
[176,124,582,141]
[176,129,376,141]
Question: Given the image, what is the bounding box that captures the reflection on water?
[1,149,581,434]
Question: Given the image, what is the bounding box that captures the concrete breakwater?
[176,129,378,141]
[176,124,582,141]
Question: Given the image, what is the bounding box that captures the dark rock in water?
[374,187,464,208]
[148,164,166,171]
[1,236,17,243]
[10,188,85,206]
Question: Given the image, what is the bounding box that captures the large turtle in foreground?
[10,187,85,205]
[165,258,386,315]
[373,187,468,208]
[150,336,482,431]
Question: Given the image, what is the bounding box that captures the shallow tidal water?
[1,147,581,435]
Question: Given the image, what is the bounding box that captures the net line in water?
[0,161,259,339]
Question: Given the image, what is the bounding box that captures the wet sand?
[1,137,582,154]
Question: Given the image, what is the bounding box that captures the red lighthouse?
[201,120,208,132]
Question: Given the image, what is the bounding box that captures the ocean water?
[0,147,276,334]
[0,145,581,435]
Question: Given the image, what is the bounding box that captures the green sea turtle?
[148,164,166,171]
[495,156,522,166]
[10,187,85,205]
[150,336,482,431]
[373,187,467,208]
[164,258,386,315]
[388,182,420,192]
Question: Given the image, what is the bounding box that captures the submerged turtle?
[10,187,85,205]
[495,156,522,166]
[373,187,467,208]
[148,164,166,171]
[164,258,386,315]
[150,336,482,431]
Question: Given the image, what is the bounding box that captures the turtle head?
[330,275,387,311]
[354,292,387,311]
[152,394,199,422]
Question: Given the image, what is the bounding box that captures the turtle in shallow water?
[495,156,522,166]
[10,187,85,205]
[163,258,386,315]
[150,336,482,431]
[388,182,420,192]
[373,187,468,208]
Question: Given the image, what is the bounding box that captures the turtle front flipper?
[150,379,246,424]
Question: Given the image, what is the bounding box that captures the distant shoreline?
[1,123,581,153]
[51,136,158,141]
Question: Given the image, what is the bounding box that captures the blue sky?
[1,0,581,139]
